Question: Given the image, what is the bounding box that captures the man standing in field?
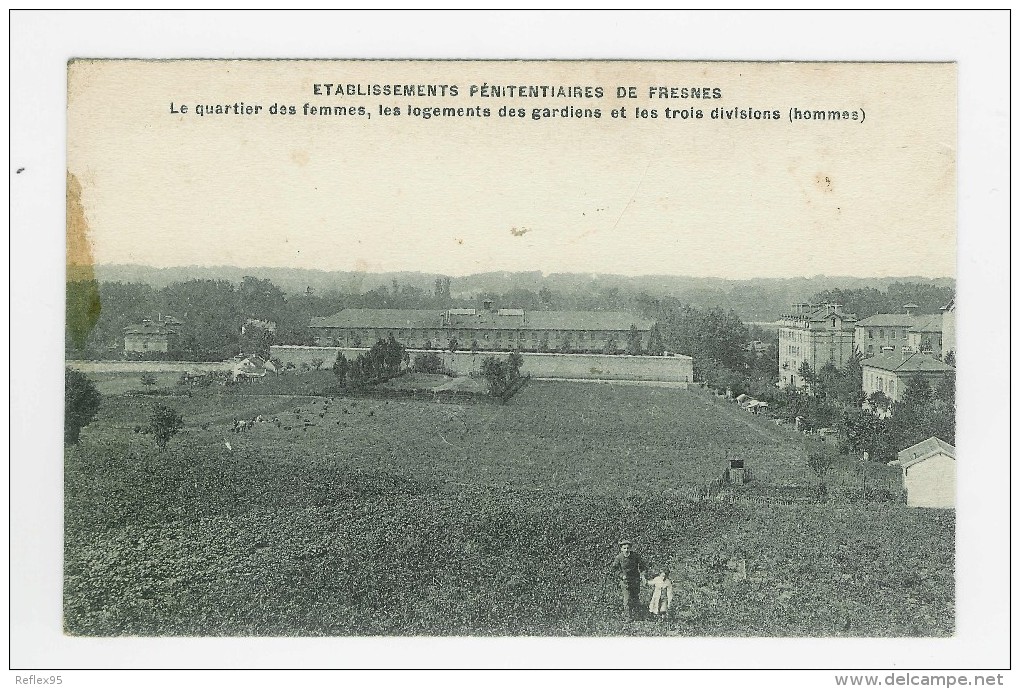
[609,540,648,621]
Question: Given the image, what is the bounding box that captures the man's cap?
[618,539,633,546]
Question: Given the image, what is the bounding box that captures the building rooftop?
[861,351,955,373]
[309,309,653,332]
[908,314,943,334]
[855,313,918,328]
[779,303,857,323]
[124,322,174,335]
[893,436,955,468]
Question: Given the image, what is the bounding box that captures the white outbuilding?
[890,437,955,509]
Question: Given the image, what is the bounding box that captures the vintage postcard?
[63,59,958,645]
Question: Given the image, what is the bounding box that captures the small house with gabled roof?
[890,437,955,509]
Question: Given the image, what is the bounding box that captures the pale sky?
[67,60,956,278]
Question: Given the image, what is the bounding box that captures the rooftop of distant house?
[779,302,857,323]
[124,316,183,335]
[861,351,955,373]
[856,303,949,329]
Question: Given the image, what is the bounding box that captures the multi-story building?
[309,302,654,354]
[777,303,857,389]
[854,303,949,359]
[941,298,956,359]
[854,304,920,358]
[861,351,954,403]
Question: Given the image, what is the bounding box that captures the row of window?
[780,328,805,343]
[322,328,628,342]
[867,373,897,397]
[866,329,908,340]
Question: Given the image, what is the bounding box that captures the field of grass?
[64,373,952,636]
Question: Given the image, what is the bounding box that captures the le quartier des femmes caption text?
[168,83,866,124]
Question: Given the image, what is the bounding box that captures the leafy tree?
[481,352,530,404]
[448,338,459,353]
[867,391,892,416]
[626,325,643,355]
[838,407,895,462]
[647,325,665,355]
[148,403,184,450]
[238,275,286,320]
[239,323,274,359]
[798,361,814,388]
[162,279,240,360]
[346,357,368,390]
[558,332,573,354]
[65,368,101,444]
[888,373,955,448]
[943,350,956,367]
[310,357,325,371]
[807,449,834,497]
[538,286,554,308]
[901,377,934,408]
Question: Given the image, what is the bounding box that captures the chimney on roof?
[904,303,918,316]
[482,299,494,312]
[826,303,841,314]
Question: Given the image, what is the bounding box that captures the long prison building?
[309,303,654,354]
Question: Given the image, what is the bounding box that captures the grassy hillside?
[64,377,951,636]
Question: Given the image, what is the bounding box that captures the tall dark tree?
[626,325,643,355]
[65,368,101,445]
[332,352,350,382]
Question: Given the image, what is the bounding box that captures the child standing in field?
[647,568,674,623]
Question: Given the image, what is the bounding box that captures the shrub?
[412,352,448,375]
[140,373,158,387]
[65,368,101,444]
[481,352,530,404]
[148,404,184,450]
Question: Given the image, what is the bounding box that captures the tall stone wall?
[270,346,694,383]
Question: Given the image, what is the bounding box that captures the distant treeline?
[66,272,954,363]
[806,284,955,319]
[92,265,955,322]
